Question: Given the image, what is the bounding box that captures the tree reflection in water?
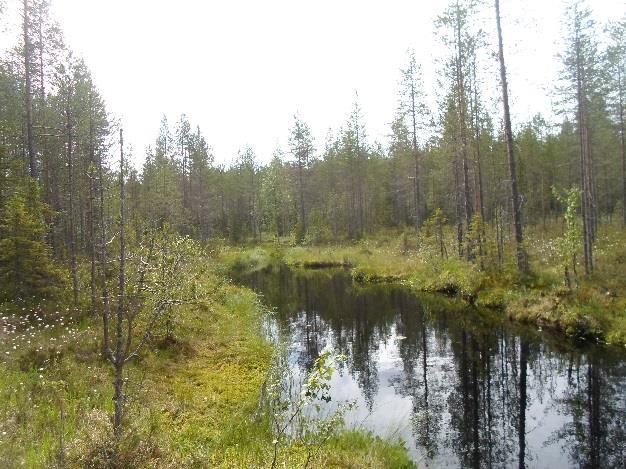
[237,265,626,468]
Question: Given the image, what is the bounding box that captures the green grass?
[0,267,414,467]
[217,245,282,276]
[4,221,622,467]
[221,223,626,346]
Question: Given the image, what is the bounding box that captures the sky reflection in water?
[237,265,626,468]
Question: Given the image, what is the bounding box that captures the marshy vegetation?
[222,218,626,345]
[1,0,625,466]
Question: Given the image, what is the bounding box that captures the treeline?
[1,0,625,303]
[118,3,626,256]
[133,0,625,268]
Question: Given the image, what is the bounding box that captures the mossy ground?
[4,222,621,467]
[220,223,626,346]
[0,267,414,467]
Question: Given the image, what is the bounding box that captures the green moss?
[0,268,412,467]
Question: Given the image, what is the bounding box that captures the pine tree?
[288,115,314,243]
[261,150,290,239]
[437,0,476,259]
[605,17,626,226]
[560,0,601,274]
[399,50,429,230]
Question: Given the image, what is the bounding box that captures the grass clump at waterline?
[221,223,626,346]
[218,245,283,276]
[0,268,414,468]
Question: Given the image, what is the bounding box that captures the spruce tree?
[0,181,64,302]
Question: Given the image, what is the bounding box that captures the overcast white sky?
[3,0,625,166]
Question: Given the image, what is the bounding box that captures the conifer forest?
[1,0,625,467]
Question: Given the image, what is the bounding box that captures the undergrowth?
[0,268,413,467]
[221,222,626,346]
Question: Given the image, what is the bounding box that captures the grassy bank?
[220,224,626,346]
[0,267,414,467]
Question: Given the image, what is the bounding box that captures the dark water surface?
[235,264,626,468]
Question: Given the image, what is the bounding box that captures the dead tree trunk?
[495,0,528,273]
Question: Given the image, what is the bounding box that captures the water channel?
[235,264,626,468]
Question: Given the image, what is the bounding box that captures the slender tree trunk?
[411,83,422,231]
[421,315,429,411]
[437,214,446,259]
[495,205,504,268]
[297,155,306,239]
[37,13,50,202]
[541,173,546,230]
[38,16,44,103]
[89,112,98,315]
[23,0,37,178]
[486,353,493,467]
[355,125,364,238]
[66,87,78,306]
[455,1,473,259]
[472,60,485,221]
[78,156,85,250]
[471,340,480,469]
[518,338,528,469]
[181,138,187,208]
[35,10,56,254]
[98,129,112,361]
[250,167,258,242]
[460,330,471,465]
[618,67,626,228]
[454,154,464,257]
[575,29,594,274]
[471,61,486,264]
[587,363,600,468]
[495,0,528,273]
[113,128,125,438]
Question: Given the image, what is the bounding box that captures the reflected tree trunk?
[518,338,528,469]
[587,363,600,468]
[471,337,480,469]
